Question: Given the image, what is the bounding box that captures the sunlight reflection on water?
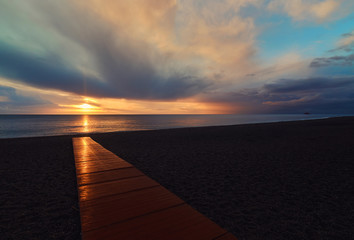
[82,115,89,133]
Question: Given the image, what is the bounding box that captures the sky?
[0,0,353,114]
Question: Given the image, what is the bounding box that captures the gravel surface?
[0,136,81,240]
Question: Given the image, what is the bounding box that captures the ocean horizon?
[0,114,349,139]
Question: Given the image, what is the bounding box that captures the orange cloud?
[74,0,260,84]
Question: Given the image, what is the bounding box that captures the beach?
[2,117,354,239]
[0,136,81,239]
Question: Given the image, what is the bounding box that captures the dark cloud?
[0,2,209,101]
[328,45,354,53]
[262,77,354,93]
[205,76,354,113]
[341,32,353,38]
[0,40,207,100]
[263,77,354,113]
[310,54,354,68]
[0,41,113,97]
[0,85,50,109]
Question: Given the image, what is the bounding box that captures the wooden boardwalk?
[73,137,237,240]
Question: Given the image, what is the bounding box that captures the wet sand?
[1,117,354,239]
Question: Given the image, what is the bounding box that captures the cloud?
[329,31,354,53]
[262,76,354,93]
[0,1,211,101]
[245,52,312,82]
[0,39,208,100]
[338,32,354,47]
[202,76,354,113]
[175,0,261,81]
[0,85,50,110]
[261,77,354,113]
[310,54,354,67]
[310,31,354,68]
[0,41,114,98]
[1,1,353,114]
[0,0,264,101]
[266,0,351,22]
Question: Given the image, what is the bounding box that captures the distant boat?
[304,112,310,115]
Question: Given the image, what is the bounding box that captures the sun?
[76,103,99,113]
[79,103,95,109]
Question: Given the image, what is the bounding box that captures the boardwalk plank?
[77,167,144,186]
[75,160,132,174]
[78,176,159,201]
[74,155,122,163]
[80,186,184,231]
[75,157,130,166]
[83,204,227,240]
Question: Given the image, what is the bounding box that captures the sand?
[1,117,354,239]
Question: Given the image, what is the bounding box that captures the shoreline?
[0,115,352,140]
[1,116,354,239]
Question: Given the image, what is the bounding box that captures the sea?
[0,114,348,139]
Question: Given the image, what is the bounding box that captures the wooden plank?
[78,176,159,201]
[80,186,184,231]
[75,154,123,163]
[75,159,132,175]
[75,157,130,167]
[214,233,239,240]
[74,147,124,163]
[77,167,144,186]
[83,204,227,240]
[73,137,96,147]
